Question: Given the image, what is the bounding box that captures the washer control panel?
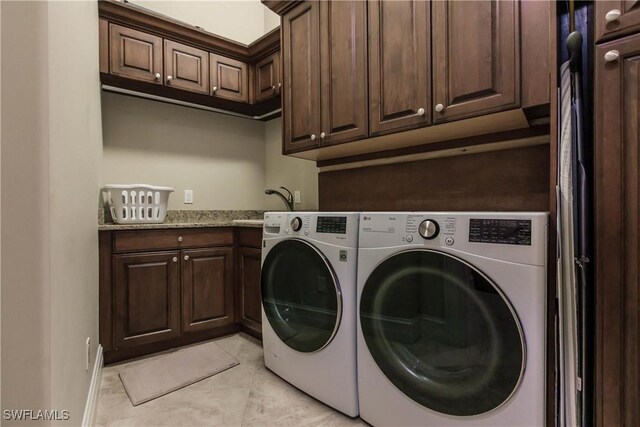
[418,219,439,240]
[469,219,532,246]
[359,212,547,266]
[290,216,302,232]
[316,216,348,234]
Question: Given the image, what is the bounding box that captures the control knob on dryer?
[418,219,439,240]
[290,216,303,232]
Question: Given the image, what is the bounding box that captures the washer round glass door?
[360,249,525,416]
[261,239,342,353]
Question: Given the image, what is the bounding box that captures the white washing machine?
[261,212,359,417]
[357,212,548,426]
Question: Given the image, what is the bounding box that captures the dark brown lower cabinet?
[182,247,235,333]
[595,33,640,427]
[100,227,250,364]
[238,247,262,336]
[113,251,181,349]
[237,227,263,338]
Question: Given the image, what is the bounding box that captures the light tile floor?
[95,333,368,427]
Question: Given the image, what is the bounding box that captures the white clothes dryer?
[261,212,359,417]
[357,212,548,426]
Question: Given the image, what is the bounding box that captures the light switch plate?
[294,190,301,204]
[184,189,193,204]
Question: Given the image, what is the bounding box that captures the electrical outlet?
[86,337,91,371]
[184,189,193,204]
[294,190,301,204]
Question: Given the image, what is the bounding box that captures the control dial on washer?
[419,219,439,240]
[290,216,303,232]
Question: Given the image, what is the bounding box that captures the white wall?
[101,92,266,210]
[133,0,268,44]
[264,5,280,34]
[1,2,52,420]
[102,1,318,212]
[1,1,102,425]
[264,118,318,211]
[47,2,102,424]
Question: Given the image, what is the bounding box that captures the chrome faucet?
[265,186,294,211]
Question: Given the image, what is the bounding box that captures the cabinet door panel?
[369,0,430,135]
[595,0,640,43]
[114,252,180,349]
[182,247,234,333]
[254,52,280,102]
[432,0,519,123]
[282,1,321,153]
[239,247,262,333]
[164,40,209,94]
[210,53,249,102]
[595,34,640,427]
[109,24,162,83]
[320,0,368,146]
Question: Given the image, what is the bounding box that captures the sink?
[232,219,264,226]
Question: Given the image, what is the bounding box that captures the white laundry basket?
[102,184,174,224]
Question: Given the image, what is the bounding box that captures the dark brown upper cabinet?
[109,23,163,84]
[432,0,519,123]
[594,33,640,427]
[368,0,430,135]
[99,0,280,119]
[595,0,640,43]
[254,52,281,103]
[181,247,235,333]
[210,54,249,103]
[320,0,368,146]
[113,252,181,349]
[164,40,209,94]
[282,2,322,153]
[282,0,368,153]
[268,0,551,162]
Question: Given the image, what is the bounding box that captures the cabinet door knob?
[212,86,218,93]
[184,255,189,261]
[434,104,444,113]
[605,9,621,22]
[417,107,425,116]
[604,50,620,62]
[272,85,277,91]
[154,72,161,80]
[320,132,326,139]
[166,75,173,82]
[310,134,316,141]
[172,256,178,262]
[278,82,282,88]
[177,236,183,242]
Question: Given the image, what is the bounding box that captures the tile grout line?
[239,351,262,427]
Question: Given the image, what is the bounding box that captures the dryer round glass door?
[261,239,342,353]
[360,249,525,416]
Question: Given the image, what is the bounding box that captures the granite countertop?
[98,209,265,231]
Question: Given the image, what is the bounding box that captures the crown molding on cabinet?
[99,0,279,62]
[261,0,302,16]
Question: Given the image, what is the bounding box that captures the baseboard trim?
[82,344,103,427]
